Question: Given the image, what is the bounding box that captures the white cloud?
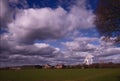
[34,43,50,49]
[63,37,98,51]
[7,5,95,43]
[64,42,80,51]
[105,48,120,54]
[62,36,120,63]
[75,37,99,42]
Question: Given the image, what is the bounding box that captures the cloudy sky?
[0,0,120,67]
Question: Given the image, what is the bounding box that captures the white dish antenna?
[83,54,94,65]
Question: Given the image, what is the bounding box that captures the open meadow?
[0,68,120,81]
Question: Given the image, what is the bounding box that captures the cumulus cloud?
[63,37,98,51]
[0,0,29,28]
[0,0,14,28]
[0,42,61,67]
[1,0,119,67]
[96,46,120,57]
[0,35,120,67]
[63,36,120,63]
[7,4,95,43]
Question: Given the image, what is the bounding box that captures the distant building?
[43,64,52,69]
[55,64,64,69]
[10,67,21,70]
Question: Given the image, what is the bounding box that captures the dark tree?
[95,0,120,44]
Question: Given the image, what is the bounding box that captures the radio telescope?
[83,54,94,65]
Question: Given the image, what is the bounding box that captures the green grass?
[0,69,120,81]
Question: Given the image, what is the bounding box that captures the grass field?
[0,68,120,81]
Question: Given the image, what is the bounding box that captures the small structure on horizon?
[55,64,64,69]
[43,64,52,69]
[10,67,21,70]
[83,54,94,65]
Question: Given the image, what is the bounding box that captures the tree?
[95,0,120,44]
